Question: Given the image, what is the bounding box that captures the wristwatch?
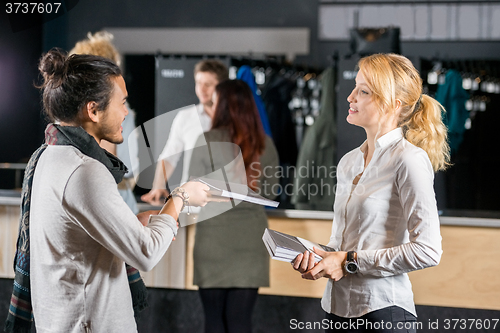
[344,251,359,274]
[166,187,190,214]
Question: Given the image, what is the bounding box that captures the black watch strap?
[345,250,359,274]
[347,250,356,262]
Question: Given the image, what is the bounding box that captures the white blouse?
[321,127,442,318]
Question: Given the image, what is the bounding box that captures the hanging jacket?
[260,72,298,166]
[292,66,337,211]
[435,69,470,155]
[236,65,273,137]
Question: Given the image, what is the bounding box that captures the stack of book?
[262,228,335,263]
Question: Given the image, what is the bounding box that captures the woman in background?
[293,53,449,333]
[189,79,279,333]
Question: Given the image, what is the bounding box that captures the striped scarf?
[4,124,148,333]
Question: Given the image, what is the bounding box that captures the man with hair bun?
[70,30,140,215]
[292,53,449,333]
[5,48,211,333]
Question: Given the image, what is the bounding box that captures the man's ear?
[84,101,100,123]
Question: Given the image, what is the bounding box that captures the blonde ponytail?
[400,94,450,172]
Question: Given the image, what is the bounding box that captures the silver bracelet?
[170,187,190,215]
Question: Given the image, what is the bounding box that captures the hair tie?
[414,94,423,112]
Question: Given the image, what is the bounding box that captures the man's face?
[195,71,219,108]
[95,76,129,144]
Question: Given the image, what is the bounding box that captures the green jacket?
[292,66,337,211]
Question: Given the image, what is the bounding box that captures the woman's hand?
[294,248,347,281]
[141,189,169,206]
[136,210,160,226]
[139,209,179,240]
[292,250,316,273]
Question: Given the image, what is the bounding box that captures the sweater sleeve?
[63,159,177,272]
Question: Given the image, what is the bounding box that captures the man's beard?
[100,125,123,144]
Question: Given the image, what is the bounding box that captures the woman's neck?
[362,140,374,169]
[363,125,397,167]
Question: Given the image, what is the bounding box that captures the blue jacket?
[236,65,272,137]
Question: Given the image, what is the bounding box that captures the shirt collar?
[196,103,204,115]
[359,127,403,154]
[375,127,403,149]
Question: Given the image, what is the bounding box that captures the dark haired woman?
[189,79,279,333]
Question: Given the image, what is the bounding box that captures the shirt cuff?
[148,214,179,236]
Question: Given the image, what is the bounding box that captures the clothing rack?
[229,56,326,147]
[227,55,330,209]
[421,58,500,126]
[420,57,500,212]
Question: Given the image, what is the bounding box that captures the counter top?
[266,208,500,228]
[1,193,500,228]
[0,190,21,206]
[136,203,500,228]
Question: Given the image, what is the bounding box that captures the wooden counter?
[1,201,499,311]
[263,217,500,311]
[184,215,500,311]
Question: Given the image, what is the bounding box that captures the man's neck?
[203,104,215,119]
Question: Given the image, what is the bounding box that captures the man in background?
[141,59,229,205]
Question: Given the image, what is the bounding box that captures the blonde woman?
[293,53,449,333]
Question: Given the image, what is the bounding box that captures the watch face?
[346,262,358,274]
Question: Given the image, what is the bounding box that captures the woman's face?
[346,70,381,132]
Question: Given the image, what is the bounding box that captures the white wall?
[319,2,500,40]
[106,28,310,61]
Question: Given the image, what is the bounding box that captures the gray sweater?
[30,145,177,333]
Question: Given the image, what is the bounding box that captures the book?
[195,177,279,208]
[262,228,336,263]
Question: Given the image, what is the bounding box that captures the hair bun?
[38,48,68,86]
